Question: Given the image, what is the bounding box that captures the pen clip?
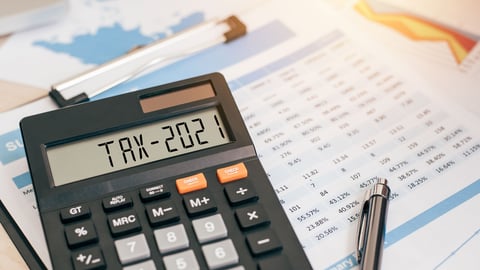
[355,189,371,264]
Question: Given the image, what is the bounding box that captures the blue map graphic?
[34,12,204,65]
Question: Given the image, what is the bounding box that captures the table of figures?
[230,30,480,268]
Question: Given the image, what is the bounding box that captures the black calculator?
[21,73,312,270]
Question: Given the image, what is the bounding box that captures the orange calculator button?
[176,173,207,194]
[217,162,248,184]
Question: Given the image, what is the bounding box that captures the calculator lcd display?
[46,107,230,186]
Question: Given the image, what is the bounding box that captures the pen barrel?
[360,195,389,270]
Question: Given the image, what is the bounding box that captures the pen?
[356,178,390,270]
[49,15,246,107]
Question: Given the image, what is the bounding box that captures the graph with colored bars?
[355,0,480,71]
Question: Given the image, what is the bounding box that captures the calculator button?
[65,220,98,248]
[60,204,91,223]
[123,259,156,270]
[235,204,270,230]
[154,224,189,254]
[114,234,151,265]
[192,214,228,244]
[258,256,291,270]
[176,173,207,194]
[140,183,170,202]
[226,266,245,270]
[145,200,179,226]
[102,194,133,212]
[202,239,239,269]
[217,162,248,183]
[163,249,199,270]
[71,246,105,270]
[224,180,258,206]
[183,190,217,216]
[246,229,282,256]
[107,210,141,236]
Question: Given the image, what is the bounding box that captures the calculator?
[20,73,312,270]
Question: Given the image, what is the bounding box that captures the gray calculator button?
[123,259,156,270]
[114,234,150,265]
[192,213,228,243]
[202,239,239,269]
[163,249,199,270]
[227,266,245,270]
[154,224,189,254]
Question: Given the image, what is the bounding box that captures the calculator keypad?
[56,161,292,269]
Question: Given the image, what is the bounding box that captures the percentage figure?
[315,226,339,241]
[398,168,419,181]
[338,200,360,213]
[329,192,351,205]
[306,217,329,231]
[296,208,321,222]
[389,160,409,172]
[408,176,429,190]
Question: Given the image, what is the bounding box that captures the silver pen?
[356,178,390,270]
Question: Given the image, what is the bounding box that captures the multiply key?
[235,204,269,230]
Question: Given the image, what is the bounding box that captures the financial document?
[223,2,480,268]
[1,0,479,269]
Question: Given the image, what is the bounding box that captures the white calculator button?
[114,234,150,265]
[192,213,228,243]
[123,259,156,270]
[154,224,189,254]
[201,239,239,269]
[163,249,199,270]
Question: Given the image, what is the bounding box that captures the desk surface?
[0,223,28,269]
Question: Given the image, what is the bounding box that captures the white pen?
[49,15,246,107]
[356,178,390,270]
